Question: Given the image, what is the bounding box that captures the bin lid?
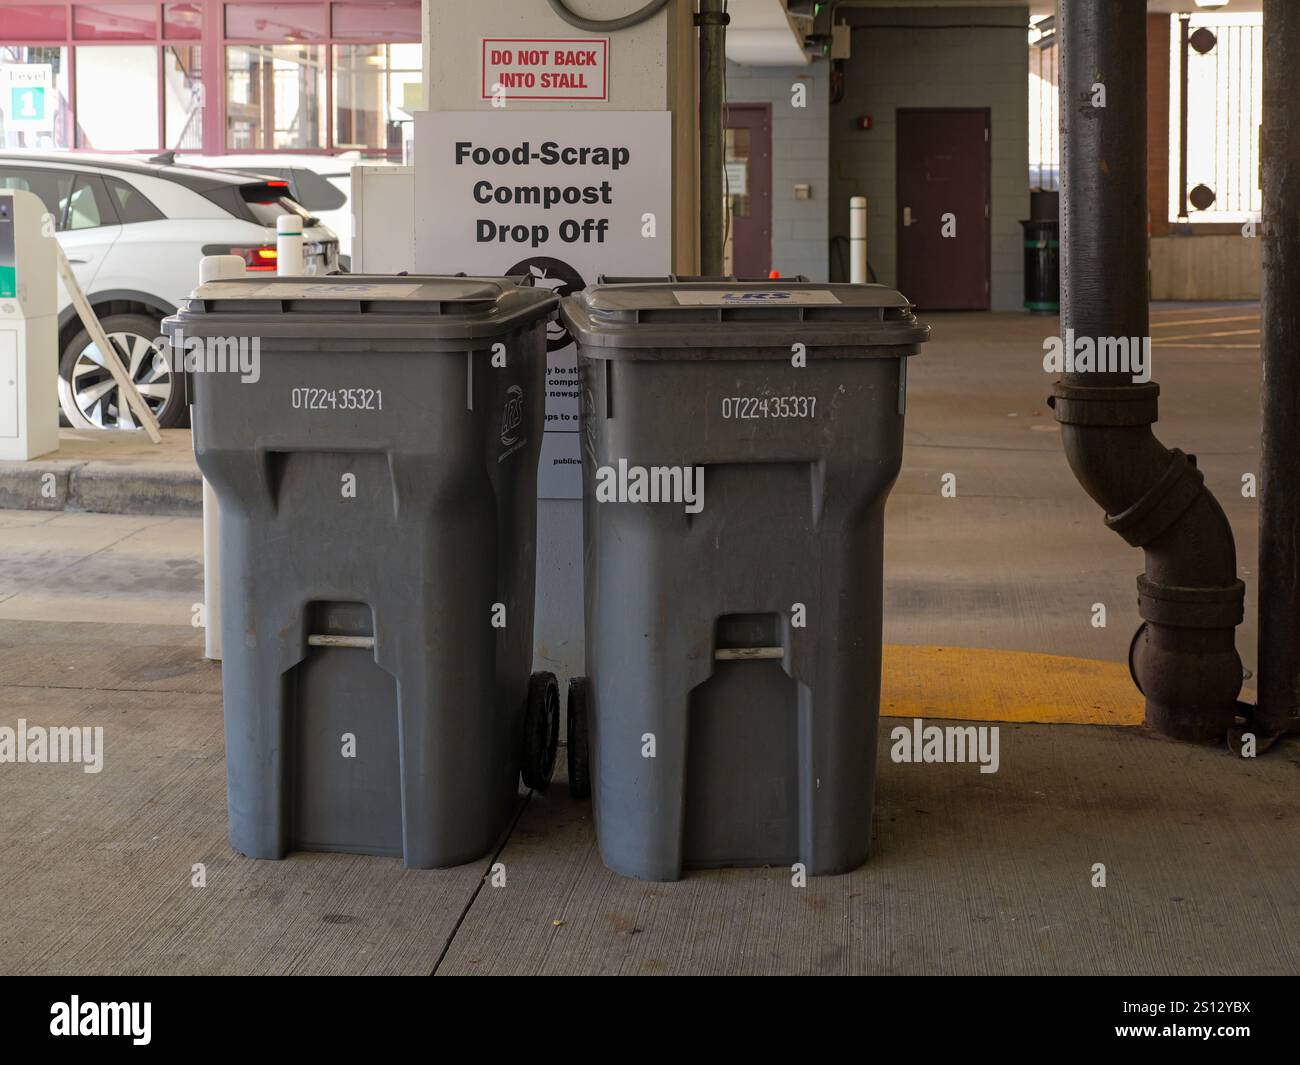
[169,274,557,342]
[559,278,929,358]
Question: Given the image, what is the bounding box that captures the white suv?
[0,151,341,429]
[177,153,375,264]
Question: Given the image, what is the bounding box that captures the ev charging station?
[0,188,58,462]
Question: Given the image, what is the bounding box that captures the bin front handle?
[307,634,375,650]
[714,647,783,661]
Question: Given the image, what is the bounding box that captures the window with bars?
[1169,11,1263,224]
[1028,16,1059,192]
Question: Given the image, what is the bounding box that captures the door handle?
[902,206,914,227]
[66,256,91,264]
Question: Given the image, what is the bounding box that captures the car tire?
[58,313,187,430]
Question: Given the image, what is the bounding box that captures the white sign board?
[481,38,609,102]
[1,64,54,133]
[724,161,748,197]
[414,110,672,499]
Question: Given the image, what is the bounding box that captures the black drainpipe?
[698,0,729,276]
[1051,0,1245,742]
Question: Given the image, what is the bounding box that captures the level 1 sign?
[481,38,609,102]
[414,110,671,499]
[1,64,54,132]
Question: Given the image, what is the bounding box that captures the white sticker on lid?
[193,281,424,300]
[671,289,842,306]
[261,282,425,299]
[192,281,268,298]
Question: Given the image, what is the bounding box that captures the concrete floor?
[0,429,200,516]
[892,301,1261,673]
[0,302,1295,975]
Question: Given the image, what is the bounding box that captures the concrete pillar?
[1257,0,1300,737]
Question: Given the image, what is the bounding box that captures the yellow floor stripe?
[1149,303,1254,316]
[1154,327,1260,343]
[1151,314,1259,329]
[881,644,1144,726]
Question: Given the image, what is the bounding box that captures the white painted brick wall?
[725,60,830,281]
[828,5,1031,310]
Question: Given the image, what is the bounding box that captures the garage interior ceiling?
[725,1,1263,66]
[837,0,1263,13]
[824,1,1263,18]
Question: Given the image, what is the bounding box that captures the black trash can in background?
[1021,219,1060,314]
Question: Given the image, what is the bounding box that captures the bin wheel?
[522,671,560,791]
[567,676,591,800]
[1128,623,1147,697]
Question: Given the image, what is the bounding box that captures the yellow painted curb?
[881,645,1144,726]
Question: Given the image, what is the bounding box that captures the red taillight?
[241,180,291,204]
[252,181,290,203]
[231,245,278,271]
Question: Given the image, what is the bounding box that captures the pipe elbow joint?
[1051,380,1245,740]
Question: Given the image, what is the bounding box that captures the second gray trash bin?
[166,274,559,869]
[560,277,929,881]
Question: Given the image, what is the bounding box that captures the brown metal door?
[724,103,772,277]
[896,108,991,310]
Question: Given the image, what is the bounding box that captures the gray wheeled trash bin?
[164,274,559,869]
[559,277,929,881]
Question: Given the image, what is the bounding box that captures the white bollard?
[277,214,304,276]
[201,255,245,284]
[196,254,246,661]
[850,196,868,284]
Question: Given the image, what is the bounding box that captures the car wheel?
[58,313,186,430]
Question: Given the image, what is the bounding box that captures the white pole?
[277,214,304,276]
[849,196,868,284]
[196,253,246,661]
